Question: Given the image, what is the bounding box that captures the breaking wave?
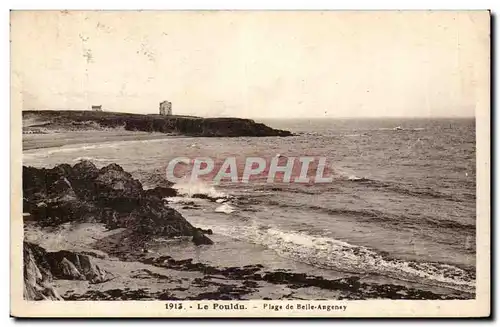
[188,221,475,293]
[23,142,119,159]
[215,203,236,214]
[23,137,175,160]
[330,166,367,181]
[173,180,227,199]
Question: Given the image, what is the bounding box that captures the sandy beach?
[23,130,179,151]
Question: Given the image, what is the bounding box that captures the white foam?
[331,166,365,181]
[166,196,206,204]
[215,203,236,214]
[23,138,176,160]
[173,180,226,199]
[184,221,475,293]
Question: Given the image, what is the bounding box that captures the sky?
[11,11,489,118]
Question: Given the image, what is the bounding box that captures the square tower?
[159,101,172,116]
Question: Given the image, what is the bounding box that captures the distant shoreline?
[22,110,293,138]
[23,130,181,151]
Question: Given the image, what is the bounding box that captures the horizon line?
[21,109,476,120]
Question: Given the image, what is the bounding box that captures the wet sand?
[24,222,469,300]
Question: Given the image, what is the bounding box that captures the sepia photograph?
[10,10,490,318]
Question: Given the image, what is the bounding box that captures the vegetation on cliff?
[22,110,293,137]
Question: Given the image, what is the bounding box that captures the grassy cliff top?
[22,110,293,137]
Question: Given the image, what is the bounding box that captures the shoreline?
[22,110,293,138]
[23,130,183,151]
[25,222,472,301]
[21,158,474,300]
[22,109,293,151]
[21,117,476,300]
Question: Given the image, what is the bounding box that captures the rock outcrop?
[24,242,62,300]
[23,160,213,245]
[23,242,114,300]
[22,110,293,137]
[46,250,112,284]
[58,251,473,301]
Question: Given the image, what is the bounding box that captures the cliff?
[22,160,215,300]
[24,242,113,300]
[22,110,293,137]
[23,160,213,246]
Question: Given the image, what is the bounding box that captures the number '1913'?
[165,303,183,310]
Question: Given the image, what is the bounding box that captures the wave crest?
[190,222,475,293]
[173,180,227,199]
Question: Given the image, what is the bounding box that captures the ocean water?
[23,118,476,295]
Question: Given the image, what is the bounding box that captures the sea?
[23,118,476,296]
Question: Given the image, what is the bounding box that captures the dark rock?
[192,193,211,200]
[24,241,115,301]
[99,163,124,173]
[192,193,230,203]
[144,186,177,200]
[23,242,62,300]
[252,273,263,281]
[135,252,473,300]
[23,161,213,245]
[192,229,214,245]
[71,160,100,182]
[130,269,170,280]
[29,197,101,227]
[242,280,259,288]
[64,288,164,301]
[94,165,143,201]
[49,177,75,198]
[262,271,291,284]
[46,250,112,284]
[56,257,84,280]
[197,228,213,235]
[23,110,293,137]
[157,292,179,300]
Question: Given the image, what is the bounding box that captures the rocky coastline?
[22,160,473,301]
[22,110,293,137]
